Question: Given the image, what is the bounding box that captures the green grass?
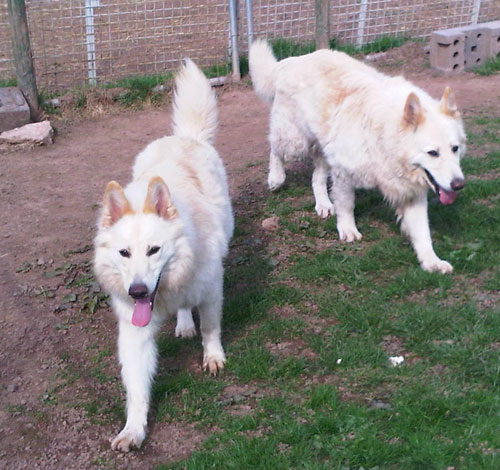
[150,110,500,469]
[268,35,413,61]
[106,72,173,105]
[474,55,500,76]
[0,77,17,87]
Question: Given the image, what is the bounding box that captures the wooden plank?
[7,0,41,121]
[315,0,330,50]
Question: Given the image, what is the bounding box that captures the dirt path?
[1,56,499,468]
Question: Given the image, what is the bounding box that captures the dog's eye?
[451,145,459,153]
[147,246,161,256]
[427,150,439,157]
[119,249,131,258]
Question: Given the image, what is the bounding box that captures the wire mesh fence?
[1,0,499,92]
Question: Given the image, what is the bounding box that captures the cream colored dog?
[94,60,233,451]
[249,40,466,273]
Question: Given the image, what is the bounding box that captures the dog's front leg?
[330,169,362,242]
[175,308,196,338]
[198,285,225,375]
[398,195,453,274]
[111,318,159,452]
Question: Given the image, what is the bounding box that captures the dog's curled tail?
[249,39,278,104]
[172,59,218,145]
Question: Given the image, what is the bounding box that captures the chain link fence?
[1,0,499,92]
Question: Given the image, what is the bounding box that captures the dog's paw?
[421,258,453,274]
[315,202,334,219]
[175,324,196,338]
[175,309,196,338]
[203,351,226,376]
[338,225,362,243]
[110,427,145,452]
[268,173,286,191]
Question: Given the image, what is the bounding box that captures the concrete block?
[460,25,489,69]
[430,29,465,73]
[0,87,31,133]
[482,20,500,58]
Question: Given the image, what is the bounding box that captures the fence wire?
[1,0,499,92]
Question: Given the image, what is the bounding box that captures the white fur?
[249,40,466,273]
[94,60,233,451]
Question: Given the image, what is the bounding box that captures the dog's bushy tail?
[249,39,278,104]
[172,59,218,145]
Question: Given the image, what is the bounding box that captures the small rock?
[44,98,61,108]
[152,84,168,93]
[365,52,388,62]
[262,216,280,231]
[370,399,393,410]
[0,120,54,147]
[7,383,19,392]
[209,76,227,87]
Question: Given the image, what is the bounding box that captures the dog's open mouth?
[131,276,161,327]
[424,169,458,205]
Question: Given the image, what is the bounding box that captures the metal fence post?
[7,0,41,121]
[228,0,240,81]
[471,0,481,24]
[246,0,254,50]
[315,0,330,49]
[85,0,100,85]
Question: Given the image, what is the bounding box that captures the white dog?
[94,59,233,451]
[249,39,466,273]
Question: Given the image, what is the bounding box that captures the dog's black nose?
[450,178,466,191]
[128,283,149,299]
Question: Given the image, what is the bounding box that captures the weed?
[0,77,17,87]
[474,56,500,76]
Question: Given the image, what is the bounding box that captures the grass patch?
[0,77,17,87]
[474,55,500,76]
[268,35,413,61]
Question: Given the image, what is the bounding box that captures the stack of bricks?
[430,20,500,73]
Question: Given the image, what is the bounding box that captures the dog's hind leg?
[397,195,453,274]
[330,169,362,242]
[111,315,161,452]
[312,149,334,218]
[267,104,310,191]
[268,151,287,191]
[175,308,196,338]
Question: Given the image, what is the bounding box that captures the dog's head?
[94,177,182,327]
[403,87,466,205]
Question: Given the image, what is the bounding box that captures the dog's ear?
[101,181,133,227]
[440,86,459,117]
[144,177,178,220]
[403,92,424,130]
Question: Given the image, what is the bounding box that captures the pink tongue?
[439,188,458,205]
[132,298,152,327]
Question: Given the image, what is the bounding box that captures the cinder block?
[482,20,500,58]
[0,87,30,133]
[460,25,489,69]
[430,29,465,73]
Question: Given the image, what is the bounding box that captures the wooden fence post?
[7,0,41,121]
[315,0,330,50]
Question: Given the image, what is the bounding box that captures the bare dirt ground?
[1,44,499,469]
